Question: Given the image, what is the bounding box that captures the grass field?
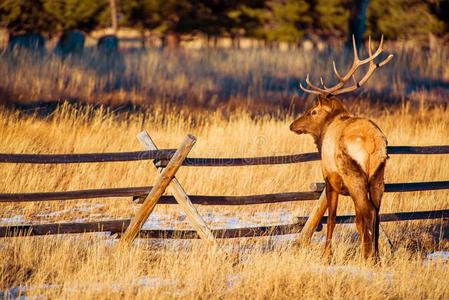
[1,43,449,112]
[0,43,449,298]
[0,102,449,299]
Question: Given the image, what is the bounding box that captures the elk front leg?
[324,182,339,258]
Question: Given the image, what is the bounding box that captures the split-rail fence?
[0,131,448,246]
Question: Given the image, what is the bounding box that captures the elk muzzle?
[289,121,304,134]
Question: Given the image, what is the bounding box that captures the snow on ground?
[0,215,26,225]
[142,210,297,230]
[425,251,449,263]
[0,276,180,299]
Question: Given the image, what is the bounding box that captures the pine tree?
[43,0,108,33]
[314,0,349,38]
[264,0,312,43]
[0,0,53,33]
[367,0,444,41]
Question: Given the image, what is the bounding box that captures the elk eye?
[311,110,318,115]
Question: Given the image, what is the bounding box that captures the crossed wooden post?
[119,132,216,247]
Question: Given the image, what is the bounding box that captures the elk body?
[290,36,393,259]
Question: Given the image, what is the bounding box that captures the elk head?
[289,96,347,140]
[290,36,393,140]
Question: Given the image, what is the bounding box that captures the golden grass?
[0,103,448,298]
[1,44,449,109]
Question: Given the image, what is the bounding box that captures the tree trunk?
[140,29,146,50]
[346,0,369,52]
[109,0,118,33]
[162,32,180,50]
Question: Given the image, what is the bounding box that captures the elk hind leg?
[350,187,376,260]
[369,162,386,258]
[338,150,375,260]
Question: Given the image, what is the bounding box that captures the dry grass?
[1,44,449,111]
[0,102,448,298]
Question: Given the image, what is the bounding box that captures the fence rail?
[0,150,176,164]
[0,219,316,239]
[1,145,448,166]
[1,180,448,204]
[1,208,447,239]
[0,141,448,241]
[162,145,449,167]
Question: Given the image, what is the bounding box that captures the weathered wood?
[0,219,321,238]
[1,145,447,166]
[0,150,176,164]
[154,145,449,167]
[137,130,216,243]
[159,152,321,167]
[138,222,317,239]
[119,135,196,246]
[0,189,322,204]
[2,179,448,204]
[323,209,449,224]
[135,191,322,205]
[386,181,449,193]
[0,219,130,237]
[310,182,326,192]
[310,181,449,193]
[387,145,449,155]
[0,187,152,202]
[298,189,328,243]
[1,208,447,239]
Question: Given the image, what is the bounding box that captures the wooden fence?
[0,131,448,245]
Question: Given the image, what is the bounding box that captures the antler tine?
[299,82,322,95]
[299,36,392,97]
[368,36,372,56]
[359,34,384,64]
[305,74,327,93]
[352,35,359,62]
[379,54,394,67]
[333,54,394,95]
[320,77,328,89]
[332,61,343,81]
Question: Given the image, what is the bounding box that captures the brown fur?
[290,96,388,260]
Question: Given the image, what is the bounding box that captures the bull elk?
[290,36,393,260]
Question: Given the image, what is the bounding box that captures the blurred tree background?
[0,0,448,47]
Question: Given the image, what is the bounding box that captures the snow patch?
[0,215,26,225]
[425,251,449,263]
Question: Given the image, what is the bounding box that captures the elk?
[290,36,393,260]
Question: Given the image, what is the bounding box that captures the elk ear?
[318,96,333,112]
[316,97,322,109]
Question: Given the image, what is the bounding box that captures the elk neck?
[314,109,351,153]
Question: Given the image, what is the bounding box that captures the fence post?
[119,135,196,246]
[298,188,327,243]
[137,130,216,245]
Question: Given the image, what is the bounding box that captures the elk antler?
[299,35,394,96]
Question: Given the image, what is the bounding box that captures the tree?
[0,0,53,34]
[346,0,369,50]
[238,0,312,43]
[314,0,349,38]
[43,0,108,34]
[367,0,444,41]
[224,0,267,45]
[264,0,312,43]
